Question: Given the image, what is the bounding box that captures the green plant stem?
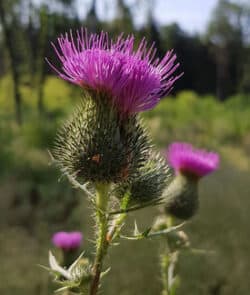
[160,216,179,295]
[160,251,170,295]
[109,198,163,215]
[89,190,130,295]
[107,192,130,242]
[89,183,110,295]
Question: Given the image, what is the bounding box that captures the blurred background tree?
[206,0,250,100]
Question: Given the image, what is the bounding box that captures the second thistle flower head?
[167,142,219,178]
[164,142,219,219]
[48,28,181,115]
[52,231,83,251]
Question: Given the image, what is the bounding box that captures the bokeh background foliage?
[0,0,250,294]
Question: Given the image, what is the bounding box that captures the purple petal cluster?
[167,142,219,177]
[48,28,181,114]
[52,231,83,251]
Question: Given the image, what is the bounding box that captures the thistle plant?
[43,28,219,295]
[165,142,220,219]
[156,142,220,295]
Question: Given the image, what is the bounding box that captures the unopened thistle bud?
[48,251,92,294]
[53,92,149,183]
[164,142,219,219]
[115,152,171,205]
[164,173,199,219]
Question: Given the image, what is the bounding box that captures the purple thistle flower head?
[52,231,83,251]
[48,28,182,114]
[166,142,219,178]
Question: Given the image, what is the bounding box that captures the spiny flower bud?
[48,251,91,294]
[53,92,150,183]
[164,173,199,220]
[164,142,219,219]
[115,152,170,205]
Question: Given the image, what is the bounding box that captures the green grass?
[0,77,250,294]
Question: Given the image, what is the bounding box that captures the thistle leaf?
[49,251,71,280]
[68,251,85,273]
[101,267,111,278]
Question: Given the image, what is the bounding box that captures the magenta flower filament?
[167,142,219,178]
[52,231,83,251]
[48,29,181,114]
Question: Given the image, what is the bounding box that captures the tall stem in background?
[160,217,179,295]
[36,5,48,115]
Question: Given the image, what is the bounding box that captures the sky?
[75,0,219,33]
[153,0,218,33]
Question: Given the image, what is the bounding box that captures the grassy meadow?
[0,76,250,295]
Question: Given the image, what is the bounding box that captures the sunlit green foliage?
[144,90,250,148]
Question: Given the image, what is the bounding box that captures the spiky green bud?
[53,92,150,183]
[46,251,92,294]
[115,152,171,205]
[164,173,199,220]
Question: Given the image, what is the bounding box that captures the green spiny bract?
[47,252,92,294]
[53,91,150,183]
[164,173,199,220]
[115,152,171,205]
